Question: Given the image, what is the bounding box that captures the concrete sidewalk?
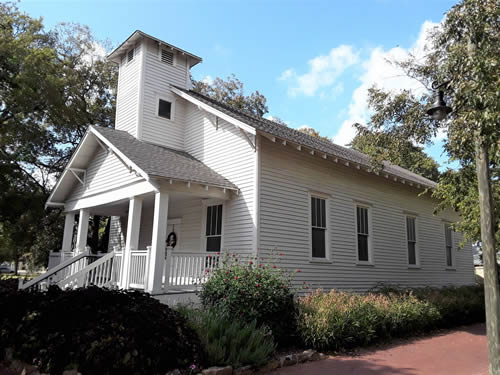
[272,324,489,375]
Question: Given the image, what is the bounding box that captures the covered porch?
[20,126,250,293]
[22,180,247,293]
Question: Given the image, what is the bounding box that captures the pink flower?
[273,265,276,269]
[207,255,211,258]
[297,269,301,273]
[234,276,238,280]
[217,252,220,255]
[249,261,253,265]
[279,253,283,256]
[258,264,262,267]
[256,283,260,287]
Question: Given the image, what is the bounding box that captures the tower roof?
[107,30,202,68]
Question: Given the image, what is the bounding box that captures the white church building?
[21,30,475,295]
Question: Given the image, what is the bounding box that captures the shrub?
[297,285,484,351]
[0,286,205,375]
[180,308,275,368]
[199,252,297,345]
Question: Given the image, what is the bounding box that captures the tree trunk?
[475,133,500,375]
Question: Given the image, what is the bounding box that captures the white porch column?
[61,212,76,262]
[75,209,90,253]
[120,197,143,289]
[146,191,169,294]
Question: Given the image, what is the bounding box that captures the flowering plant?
[199,250,297,344]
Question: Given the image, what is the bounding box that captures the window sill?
[309,258,332,264]
[356,261,374,267]
[445,267,456,271]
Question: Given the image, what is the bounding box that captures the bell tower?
[107,30,202,149]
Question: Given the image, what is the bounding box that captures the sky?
[18,0,458,168]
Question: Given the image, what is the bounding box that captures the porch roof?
[46,126,238,207]
[92,126,237,190]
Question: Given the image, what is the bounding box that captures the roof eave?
[107,30,203,67]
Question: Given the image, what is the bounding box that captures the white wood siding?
[66,148,143,202]
[184,102,257,252]
[258,137,475,291]
[140,39,189,149]
[115,43,142,137]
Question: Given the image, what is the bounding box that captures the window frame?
[444,222,455,269]
[405,215,420,268]
[155,95,176,122]
[354,203,373,265]
[308,192,330,262]
[200,199,225,253]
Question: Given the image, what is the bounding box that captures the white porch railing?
[59,251,117,289]
[19,249,95,291]
[129,249,149,289]
[163,252,221,290]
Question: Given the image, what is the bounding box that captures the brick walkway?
[272,324,489,375]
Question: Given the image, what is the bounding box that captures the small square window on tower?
[158,99,172,119]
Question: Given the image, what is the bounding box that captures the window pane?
[311,197,317,227]
[357,207,368,235]
[446,246,452,267]
[216,205,222,235]
[321,199,326,228]
[358,234,369,261]
[408,242,416,265]
[312,228,326,258]
[407,217,416,241]
[206,236,221,252]
[158,99,172,119]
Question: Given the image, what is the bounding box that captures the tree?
[350,126,441,181]
[355,1,499,372]
[192,74,268,117]
[297,126,333,143]
[0,3,117,270]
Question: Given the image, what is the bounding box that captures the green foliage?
[199,253,297,345]
[297,126,333,143]
[0,3,117,268]
[192,74,268,117]
[0,286,204,374]
[180,308,275,368]
[353,0,499,245]
[297,286,485,351]
[350,129,441,181]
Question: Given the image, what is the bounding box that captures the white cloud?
[201,75,214,85]
[280,45,359,97]
[332,20,439,146]
[81,41,107,66]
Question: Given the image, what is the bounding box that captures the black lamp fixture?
[426,81,452,121]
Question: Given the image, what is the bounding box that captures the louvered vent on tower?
[161,49,174,65]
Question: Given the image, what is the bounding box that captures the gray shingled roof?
[92,126,238,190]
[176,87,437,189]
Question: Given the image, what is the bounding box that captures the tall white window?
[356,206,371,262]
[205,204,222,252]
[311,196,327,258]
[406,216,417,265]
[444,223,453,267]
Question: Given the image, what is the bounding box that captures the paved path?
[272,324,489,375]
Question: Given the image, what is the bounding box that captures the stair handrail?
[58,251,116,289]
[19,249,91,290]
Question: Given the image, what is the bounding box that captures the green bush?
[297,285,485,351]
[0,286,205,375]
[181,308,275,368]
[199,253,297,345]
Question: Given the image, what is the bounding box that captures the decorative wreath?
[166,231,177,248]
